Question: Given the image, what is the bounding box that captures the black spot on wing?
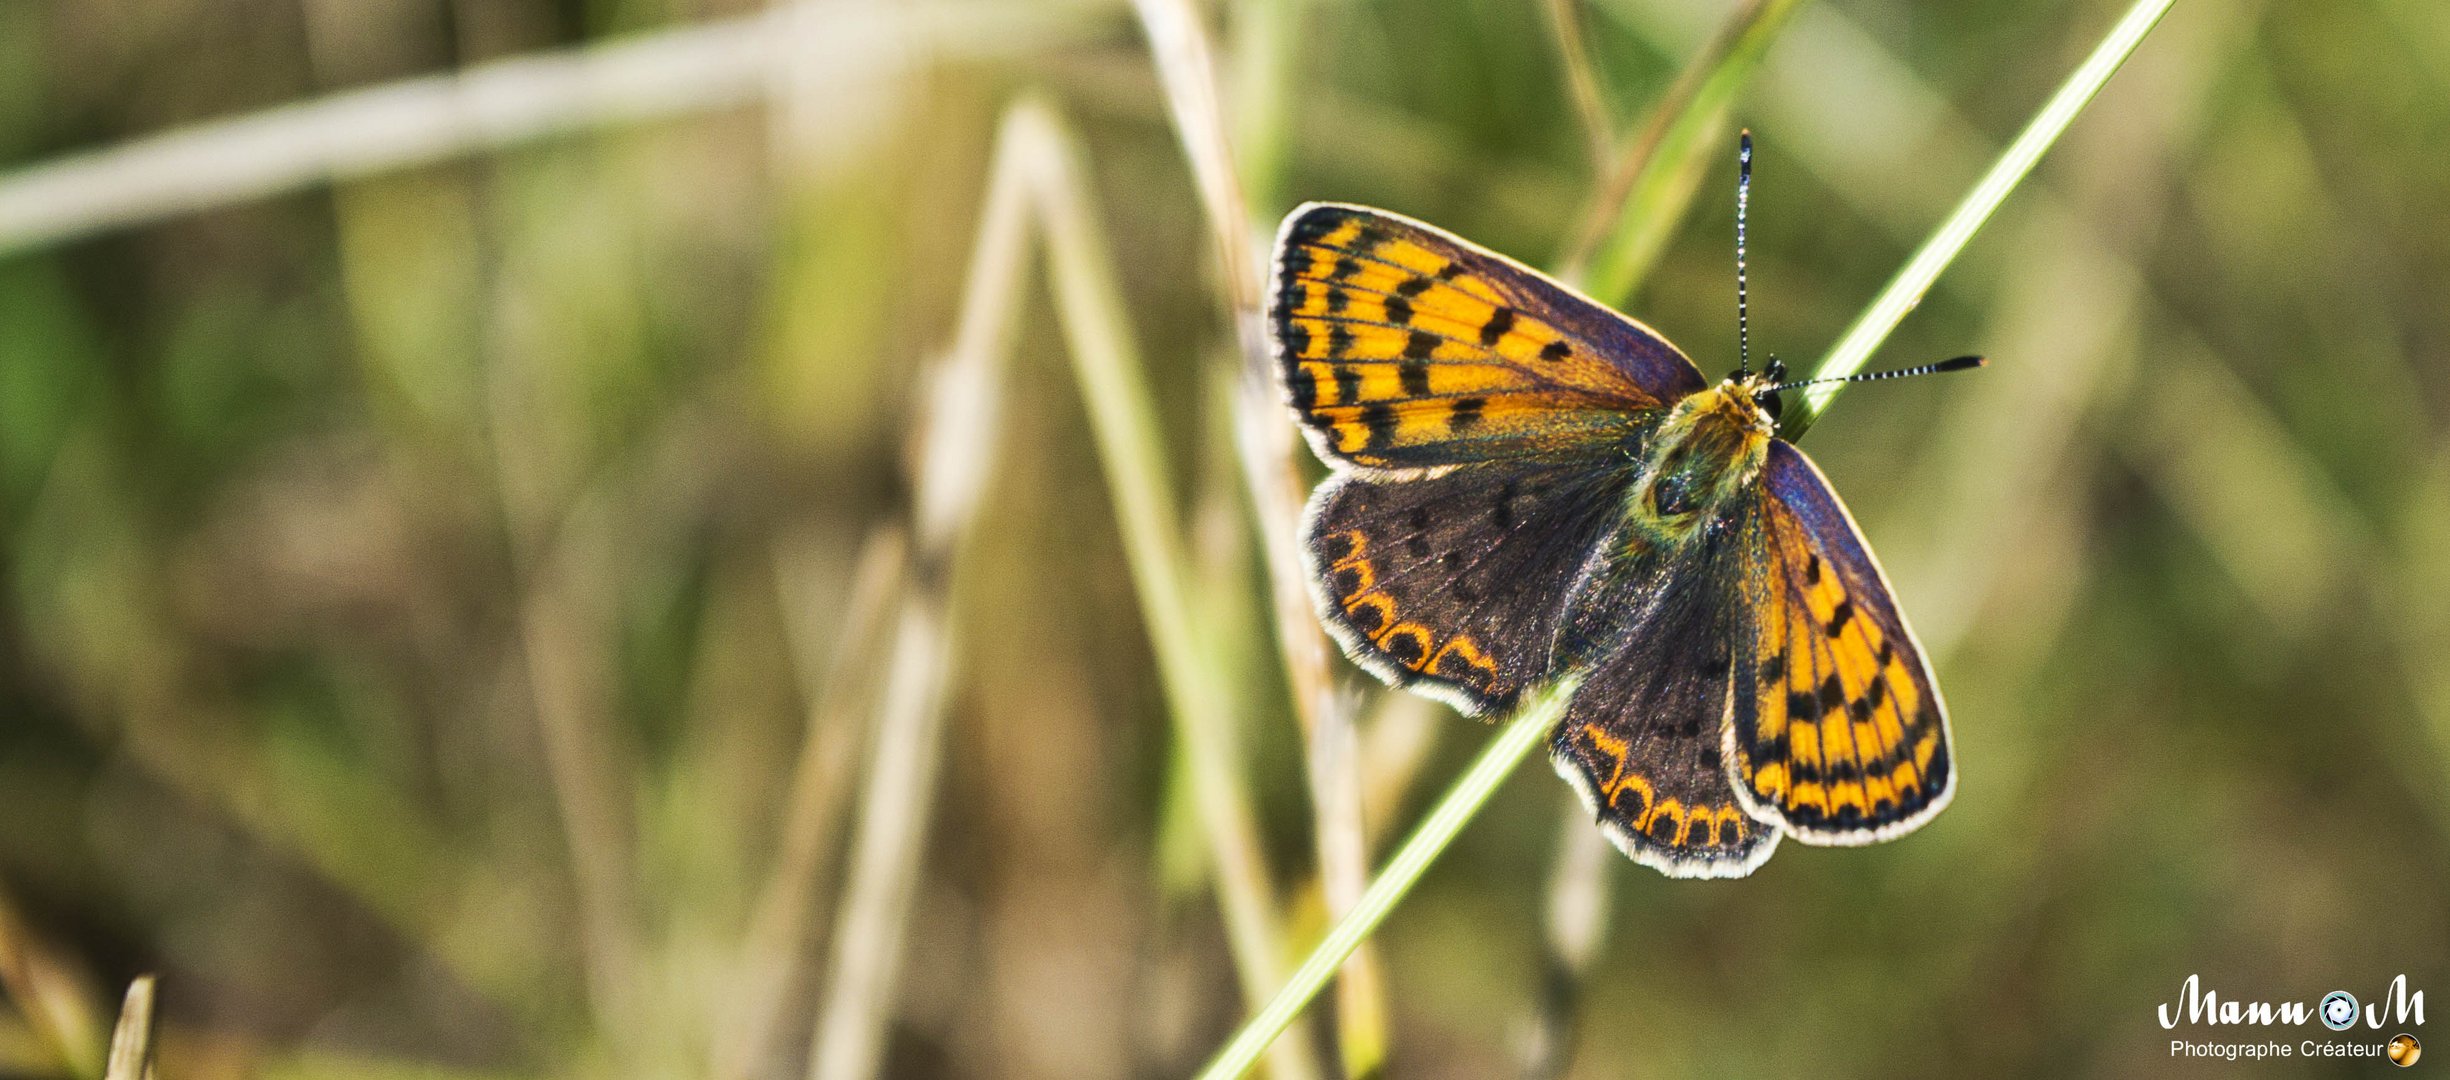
[1330,565,1366,599]
[1449,396,1485,433]
[1480,307,1516,346]
[1786,689,1817,724]
[1347,598,1386,635]
[1383,631,1425,667]
[1333,367,1361,406]
[1361,403,1397,450]
[1282,247,1312,279]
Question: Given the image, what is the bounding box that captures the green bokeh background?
[0,0,2445,1077]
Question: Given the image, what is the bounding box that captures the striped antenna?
[1769,355,1986,393]
[1736,130,1753,376]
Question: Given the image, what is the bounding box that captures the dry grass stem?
[1542,0,1619,174]
[101,977,157,1080]
[1356,693,1444,851]
[719,528,911,1080]
[1128,1,1385,1070]
[0,2,1102,256]
[0,893,105,1079]
[1024,96,1320,1080]
[496,460,643,1038]
[1523,816,1611,1079]
[804,100,1042,1080]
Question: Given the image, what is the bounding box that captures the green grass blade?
[1193,677,1582,1080]
[1563,0,1806,301]
[1781,0,2178,439]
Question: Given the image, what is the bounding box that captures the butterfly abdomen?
[1626,383,1773,547]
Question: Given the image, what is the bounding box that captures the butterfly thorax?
[1625,378,1775,547]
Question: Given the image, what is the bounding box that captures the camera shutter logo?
[2320,991,2359,1032]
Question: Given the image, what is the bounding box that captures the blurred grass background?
[2,0,2448,1077]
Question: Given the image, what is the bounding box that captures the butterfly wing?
[1271,203,1706,476]
[1726,441,1955,844]
[1546,515,1782,879]
[1303,459,1633,716]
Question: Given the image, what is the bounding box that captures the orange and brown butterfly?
[1269,135,1977,878]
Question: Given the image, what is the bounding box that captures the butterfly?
[1267,138,1972,879]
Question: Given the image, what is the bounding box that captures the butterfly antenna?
[1770,355,1986,392]
[1735,130,1753,376]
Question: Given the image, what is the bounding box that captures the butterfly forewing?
[1303,460,1632,716]
[1271,203,1705,474]
[1728,442,1955,844]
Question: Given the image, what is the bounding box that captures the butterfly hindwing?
[1728,442,1954,844]
[1547,519,1781,879]
[1271,203,1705,475]
[1302,459,1633,716]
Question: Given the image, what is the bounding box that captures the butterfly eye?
[1757,389,1785,422]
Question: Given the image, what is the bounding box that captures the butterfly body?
[1271,202,1956,879]
[1622,377,1774,547]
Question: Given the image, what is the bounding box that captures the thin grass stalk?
[1195,680,1581,1080]
[1132,0,1386,1071]
[720,528,910,1080]
[0,3,1099,257]
[1525,811,1611,1079]
[1132,0,1259,305]
[805,601,960,1080]
[1783,0,2179,436]
[1230,0,1306,213]
[1542,0,1618,175]
[1558,0,1807,300]
[494,423,642,1044]
[1196,5,2176,1071]
[803,102,1040,1080]
[0,891,104,1079]
[1022,97,1320,1080]
[100,977,155,1080]
[1356,693,1442,851]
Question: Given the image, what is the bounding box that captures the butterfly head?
[1733,356,1790,425]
